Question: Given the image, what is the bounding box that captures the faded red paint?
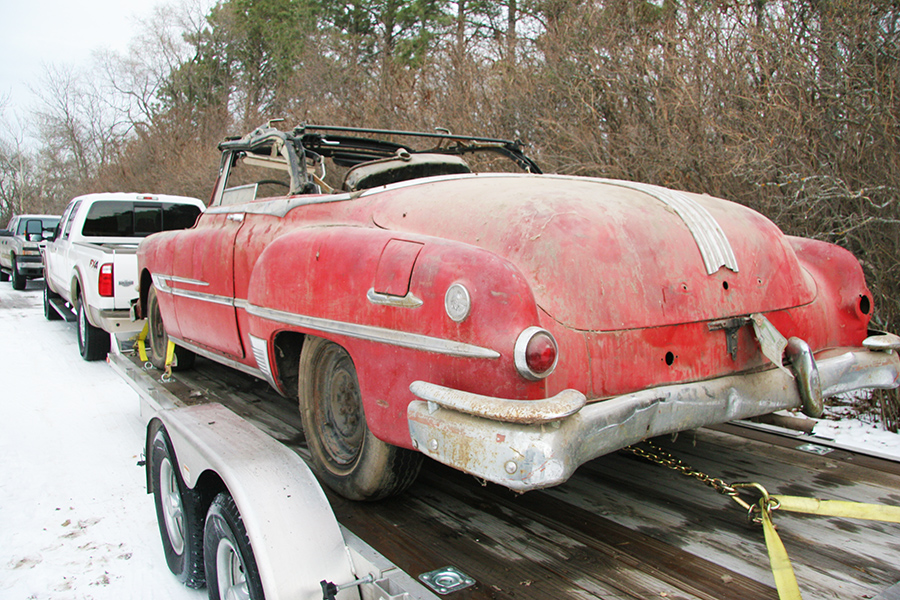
[138,173,874,449]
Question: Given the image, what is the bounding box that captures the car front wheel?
[147,283,195,371]
[298,336,423,501]
[44,285,61,321]
[10,258,25,290]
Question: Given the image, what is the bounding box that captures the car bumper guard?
[408,332,900,492]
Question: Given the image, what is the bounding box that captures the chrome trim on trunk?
[597,179,739,275]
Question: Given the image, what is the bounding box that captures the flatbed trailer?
[108,342,900,600]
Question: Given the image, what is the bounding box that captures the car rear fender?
[244,227,555,448]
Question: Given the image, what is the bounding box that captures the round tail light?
[515,327,559,380]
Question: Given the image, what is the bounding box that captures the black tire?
[147,283,195,371]
[10,258,25,290]
[44,284,62,321]
[0,269,8,282]
[298,337,423,501]
[149,427,206,589]
[204,493,264,600]
[76,297,110,361]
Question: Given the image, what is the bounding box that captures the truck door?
[45,201,80,298]
[168,212,245,359]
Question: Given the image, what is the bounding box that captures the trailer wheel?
[147,284,195,371]
[298,337,423,501]
[77,296,110,361]
[10,258,25,290]
[204,493,264,600]
[149,428,206,589]
[43,284,61,321]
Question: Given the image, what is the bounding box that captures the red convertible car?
[137,123,900,500]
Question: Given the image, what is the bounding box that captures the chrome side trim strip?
[152,274,235,307]
[597,179,739,275]
[153,277,499,359]
[171,335,267,381]
[247,304,500,359]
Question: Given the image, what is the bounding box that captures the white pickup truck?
[44,192,205,360]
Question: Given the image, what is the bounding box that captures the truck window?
[63,201,82,239]
[82,201,201,237]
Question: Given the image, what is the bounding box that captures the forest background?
[1,0,899,429]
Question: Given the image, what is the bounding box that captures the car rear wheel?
[149,427,206,588]
[204,492,264,600]
[10,258,25,290]
[77,296,110,361]
[147,284,195,371]
[298,336,423,501]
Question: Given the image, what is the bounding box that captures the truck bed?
[110,347,900,600]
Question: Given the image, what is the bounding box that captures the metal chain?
[624,441,758,513]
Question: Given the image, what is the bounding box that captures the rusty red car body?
[137,124,900,500]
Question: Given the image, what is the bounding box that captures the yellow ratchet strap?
[759,501,803,600]
[164,340,176,378]
[772,495,900,523]
[136,321,150,363]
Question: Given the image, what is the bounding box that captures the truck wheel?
[204,493,264,600]
[76,297,110,361]
[0,269,8,282]
[44,285,61,321]
[147,284,195,371]
[298,337,423,501]
[11,258,25,290]
[149,427,206,589]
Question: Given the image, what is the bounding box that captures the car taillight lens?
[514,327,559,380]
[98,264,114,297]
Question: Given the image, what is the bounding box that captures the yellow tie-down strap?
[758,494,900,600]
[772,495,900,523]
[133,322,175,378]
[135,322,150,363]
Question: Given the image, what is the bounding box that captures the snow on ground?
[0,280,203,600]
[810,407,900,460]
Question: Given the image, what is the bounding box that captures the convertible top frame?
[217,122,542,196]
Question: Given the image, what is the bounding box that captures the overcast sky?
[0,0,177,118]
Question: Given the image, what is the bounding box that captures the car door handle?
[227,213,245,222]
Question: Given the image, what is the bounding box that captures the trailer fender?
[157,403,357,600]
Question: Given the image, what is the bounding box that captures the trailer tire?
[148,283,195,371]
[204,492,264,600]
[298,336,423,501]
[44,284,61,321]
[11,257,25,290]
[149,428,206,589]
[77,296,110,361]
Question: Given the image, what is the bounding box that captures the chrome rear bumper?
[407,340,900,492]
